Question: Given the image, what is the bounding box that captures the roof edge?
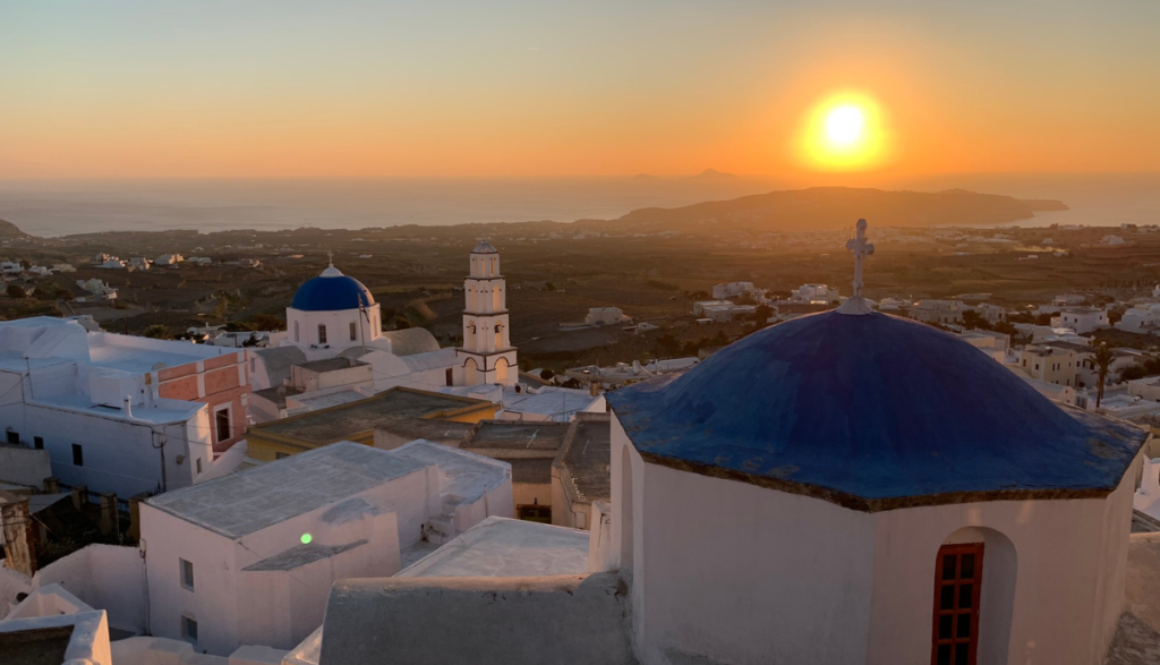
[636,449,1137,513]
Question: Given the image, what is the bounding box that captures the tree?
[5,284,25,299]
[753,304,773,326]
[143,324,172,340]
[961,310,992,331]
[992,321,1017,337]
[654,333,680,357]
[1093,343,1115,409]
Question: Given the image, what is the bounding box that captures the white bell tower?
[455,239,518,385]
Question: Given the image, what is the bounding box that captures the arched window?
[495,357,509,384]
[933,527,1017,665]
[294,321,300,343]
[464,358,478,385]
[931,544,983,665]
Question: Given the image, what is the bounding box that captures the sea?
[0,173,1156,237]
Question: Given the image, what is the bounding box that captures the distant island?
[0,186,1067,242]
[576,187,1068,233]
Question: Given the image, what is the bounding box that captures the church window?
[294,321,300,343]
[931,543,984,665]
[350,321,357,341]
[446,368,454,386]
[318,324,327,345]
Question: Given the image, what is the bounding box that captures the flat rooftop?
[374,418,474,447]
[397,516,589,579]
[146,442,428,539]
[556,414,612,505]
[391,440,510,504]
[463,421,571,454]
[252,388,492,446]
[502,388,600,419]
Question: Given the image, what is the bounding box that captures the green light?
[301,533,313,544]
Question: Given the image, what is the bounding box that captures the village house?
[790,283,838,304]
[909,299,966,325]
[139,440,511,655]
[0,317,249,497]
[585,307,629,326]
[1053,306,1109,334]
[711,281,755,300]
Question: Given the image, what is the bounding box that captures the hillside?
[575,187,1066,233]
[0,218,30,239]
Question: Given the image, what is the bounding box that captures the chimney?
[123,395,132,418]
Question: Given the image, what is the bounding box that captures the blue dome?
[608,310,1145,511]
[291,271,375,312]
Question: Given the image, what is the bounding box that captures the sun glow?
[794,92,891,172]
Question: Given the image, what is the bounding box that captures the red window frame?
[931,543,984,665]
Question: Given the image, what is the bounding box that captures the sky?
[2,0,1159,180]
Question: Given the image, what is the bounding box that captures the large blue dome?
[291,269,375,312]
[608,309,1145,511]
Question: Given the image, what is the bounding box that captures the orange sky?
[2,2,1158,179]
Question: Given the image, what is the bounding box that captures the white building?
[606,298,1145,665]
[1117,303,1160,334]
[973,302,1007,324]
[76,278,118,301]
[140,440,512,656]
[712,282,755,300]
[791,283,838,304]
[958,330,1010,363]
[0,261,22,275]
[0,317,250,496]
[585,307,628,326]
[692,299,733,316]
[455,240,517,386]
[1052,307,1109,334]
[910,299,966,325]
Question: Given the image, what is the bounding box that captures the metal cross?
[327,250,334,266]
[845,219,875,298]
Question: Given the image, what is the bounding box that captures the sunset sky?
[3,0,1159,179]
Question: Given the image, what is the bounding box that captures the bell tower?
[456,239,518,385]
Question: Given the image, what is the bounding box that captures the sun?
[793,92,891,172]
[825,106,864,145]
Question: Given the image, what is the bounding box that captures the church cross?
[845,219,875,298]
[327,250,334,267]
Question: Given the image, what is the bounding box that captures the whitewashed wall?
[31,544,146,634]
[612,413,1141,665]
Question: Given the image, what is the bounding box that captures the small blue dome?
[291,269,375,312]
[608,310,1144,511]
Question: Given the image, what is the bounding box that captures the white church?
[250,240,519,398]
[305,220,1151,665]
